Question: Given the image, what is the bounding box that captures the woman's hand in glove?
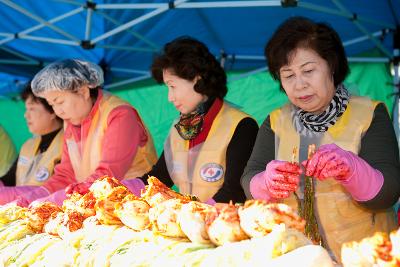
[250,160,302,201]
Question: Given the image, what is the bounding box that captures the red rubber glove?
[302,144,351,181]
[65,181,92,196]
[250,160,302,201]
[302,144,383,201]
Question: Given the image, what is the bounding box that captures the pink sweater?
[43,91,147,193]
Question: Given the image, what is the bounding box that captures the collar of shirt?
[189,97,223,149]
[38,127,62,153]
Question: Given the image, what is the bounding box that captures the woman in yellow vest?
[0,83,63,188]
[0,59,157,206]
[133,37,259,204]
[0,125,16,178]
[241,17,400,263]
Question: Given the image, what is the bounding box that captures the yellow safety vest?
[66,93,157,182]
[164,102,251,201]
[0,125,17,176]
[270,96,397,262]
[16,130,63,186]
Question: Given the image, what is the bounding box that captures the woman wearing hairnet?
[0,59,157,206]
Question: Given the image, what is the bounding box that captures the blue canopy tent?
[0,0,399,151]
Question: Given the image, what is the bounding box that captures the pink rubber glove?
[121,178,145,197]
[205,198,217,206]
[0,180,4,187]
[302,144,383,201]
[0,186,50,206]
[250,160,302,201]
[31,189,67,207]
[65,181,92,196]
[6,198,30,207]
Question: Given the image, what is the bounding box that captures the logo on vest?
[200,163,224,182]
[35,167,50,182]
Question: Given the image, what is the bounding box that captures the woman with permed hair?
[136,36,259,204]
[241,17,400,263]
[0,59,158,206]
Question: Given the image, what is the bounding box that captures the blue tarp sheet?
[0,0,399,94]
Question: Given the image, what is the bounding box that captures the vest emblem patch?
[35,167,50,182]
[200,163,224,182]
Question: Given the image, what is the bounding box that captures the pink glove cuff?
[0,185,49,205]
[23,186,51,203]
[121,178,146,197]
[249,171,273,201]
[31,189,66,207]
[205,198,217,206]
[340,153,384,201]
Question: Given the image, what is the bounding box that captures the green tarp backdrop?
[0,62,395,155]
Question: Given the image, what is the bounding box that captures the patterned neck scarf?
[292,84,350,136]
[174,98,214,140]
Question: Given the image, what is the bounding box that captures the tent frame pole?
[298,1,394,29]
[94,10,160,50]
[0,46,38,63]
[96,1,281,10]
[96,44,157,52]
[17,35,79,46]
[0,6,83,46]
[97,3,166,9]
[85,2,93,40]
[0,0,79,41]
[110,68,149,75]
[331,0,391,57]
[0,59,39,65]
[52,0,82,6]
[0,33,13,37]
[92,0,189,44]
[178,1,281,8]
[105,74,151,90]
[343,30,389,47]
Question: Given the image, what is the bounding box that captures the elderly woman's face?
[41,86,92,125]
[279,48,336,114]
[24,96,57,135]
[163,69,206,115]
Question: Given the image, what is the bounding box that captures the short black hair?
[265,17,349,90]
[151,36,227,99]
[21,82,62,122]
[21,82,54,113]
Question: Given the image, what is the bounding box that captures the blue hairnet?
[31,59,104,94]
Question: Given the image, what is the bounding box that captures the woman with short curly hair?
[139,36,259,204]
